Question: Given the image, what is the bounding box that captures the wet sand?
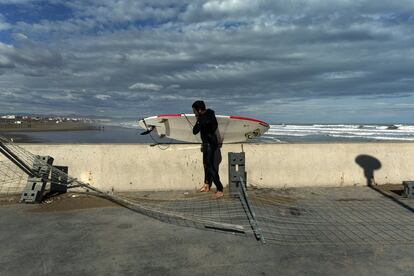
[0,133,41,143]
[0,195,21,206]
[0,122,101,143]
[28,193,119,212]
[0,121,98,132]
[0,193,118,211]
[0,125,151,144]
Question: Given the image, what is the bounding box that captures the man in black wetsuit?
[192,100,224,199]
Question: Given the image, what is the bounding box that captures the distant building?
[1,115,16,119]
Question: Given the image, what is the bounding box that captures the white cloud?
[203,0,253,13]
[321,71,367,80]
[167,84,181,89]
[0,14,11,31]
[129,82,164,91]
[11,33,28,41]
[95,94,112,100]
[0,55,14,68]
[0,22,11,31]
[66,0,185,24]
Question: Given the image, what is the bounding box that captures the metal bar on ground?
[368,184,414,213]
[239,176,265,243]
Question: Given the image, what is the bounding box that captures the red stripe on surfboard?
[230,116,269,126]
[156,114,269,127]
[157,114,182,117]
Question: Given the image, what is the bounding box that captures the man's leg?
[203,146,222,188]
[205,144,223,192]
[200,144,211,192]
[213,145,222,176]
[204,164,212,188]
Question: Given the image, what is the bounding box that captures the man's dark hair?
[192,100,206,111]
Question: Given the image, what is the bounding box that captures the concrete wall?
[2,143,414,192]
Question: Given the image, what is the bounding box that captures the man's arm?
[204,110,217,132]
[193,119,201,135]
[210,113,218,132]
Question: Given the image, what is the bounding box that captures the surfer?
[192,100,224,199]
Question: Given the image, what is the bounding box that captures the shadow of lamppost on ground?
[355,154,382,186]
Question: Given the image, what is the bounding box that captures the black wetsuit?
[193,109,223,192]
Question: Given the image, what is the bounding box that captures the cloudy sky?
[0,0,414,123]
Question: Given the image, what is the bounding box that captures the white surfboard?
[138,114,270,143]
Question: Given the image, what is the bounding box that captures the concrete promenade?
[1,198,414,275]
[3,143,413,192]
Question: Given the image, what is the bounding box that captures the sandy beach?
[0,120,103,143]
[0,121,99,132]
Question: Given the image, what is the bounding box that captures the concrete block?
[403,181,414,198]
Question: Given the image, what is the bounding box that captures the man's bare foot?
[199,184,210,192]
[214,191,224,199]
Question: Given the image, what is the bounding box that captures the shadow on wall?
[355,154,382,186]
[355,154,414,213]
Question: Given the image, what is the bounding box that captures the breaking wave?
[262,124,414,142]
[118,120,414,143]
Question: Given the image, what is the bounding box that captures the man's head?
[192,100,206,116]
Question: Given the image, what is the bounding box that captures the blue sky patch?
[0,1,73,24]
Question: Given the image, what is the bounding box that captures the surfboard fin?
[141,126,155,135]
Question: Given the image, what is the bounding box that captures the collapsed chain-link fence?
[0,135,255,238]
[1,134,414,246]
[250,187,414,246]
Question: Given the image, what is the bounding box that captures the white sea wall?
[1,143,414,192]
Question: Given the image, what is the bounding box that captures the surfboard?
[138,114,270,143]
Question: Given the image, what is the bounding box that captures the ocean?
[2,123,414,144]
[262,124,414,143]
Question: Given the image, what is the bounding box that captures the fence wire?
[112,191,253,235]
[250,187,414,246]
[0,160,27,195]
